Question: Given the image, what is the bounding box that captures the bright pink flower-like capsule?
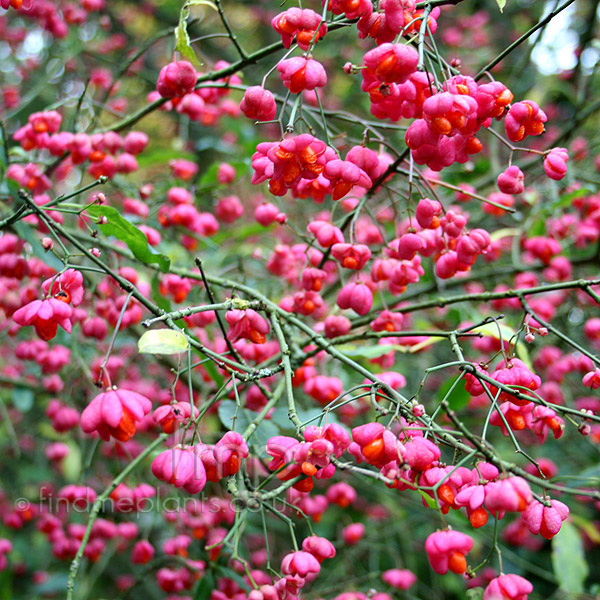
[80,388,152,442]
[277,57,327,94]
[522,497,568,539]
[352,422,400,467]
[305,423,351,457]
[363,43,418,84]
[505,100,547,142]
[322,159,372,200]
[255,203,280,226]
[388,255,425,293]
[272,8,327,49]
[436,251,459,279]
[153,402,192,434]
[307,220,344,247]
[123,131,149,155]
[331,243,371,270]
[132,540,155,564]
[403,436,440,471]
[301,267,328,292]
[13,298,73,341]
[343,523,365,545]
[326,0,372,18]
[456,229,491,266]
[440,210,467,238]
[324,315,352,338]
[304,375,343,405]
[415,198,442,229]
[45,441,70,462]
[167,186,193,205]
[530,405,564,442]
[490,358,541,405]
[302,536,336,562]
[583,368,600,388]
[325,481,356,507]
[115,153,138,174]
[217,163,236,184]
[159,274,192,303]
[266,436,299,471]
[264,134,333,195]
[225,309,270,344]
[156,61,197,98]
[422,92,478,137]
[483,574,533,600]
[163,535,192,557]
[29,110,62,134]
[292,289,325,316]
[240,86,277,121]
[169,158,198,181]
[425,530,473,574]
[151,446,207,494]
[382,568,417,590]
[214,431,249,476]
[583,318,600,342]
[497,166,524,195]
[485,476,532,517]
[46,400,79,432]
[522,236,562,265]
[216,195,244,223]
[346,145,387,181]
[370,309,404,332]
[281,550,321,577]
[42,269,84,306]
[454,482,489,528]
[337,282,373,315]
[473,81,514,120]
[175,93,205,120]
[544,147,568,180]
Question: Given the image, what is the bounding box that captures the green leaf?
[194,570,216,600]
[470,322,532,369]
[151,272,173,313]
[496,0,506,11]
[337,344,408,359]
[136,148,196,169]
[62,441,82,482]
[466,588,484,600]
[418,489,438,509]
[138,329,190,354]
[175,6,202,66]
[12,387,34,412]
[557,187,590,208]
[201,358,224,387]
[187,0,218,9]
[437,376,470,411]
[218,400,278,449]
[198,160,249,188]
[86,205,171,272]
[552,521,589,594]
[489,227,520,242]
[571,514,600,545]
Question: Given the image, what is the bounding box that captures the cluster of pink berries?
[10,110,148,182]
[152,59,242,127]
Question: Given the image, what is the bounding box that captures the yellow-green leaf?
[470,322,532,368]
[138,329,189,354]
[552,521,589,594]
[490,227,520,242]
[186,0,218,10]
[175,7,202,66]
